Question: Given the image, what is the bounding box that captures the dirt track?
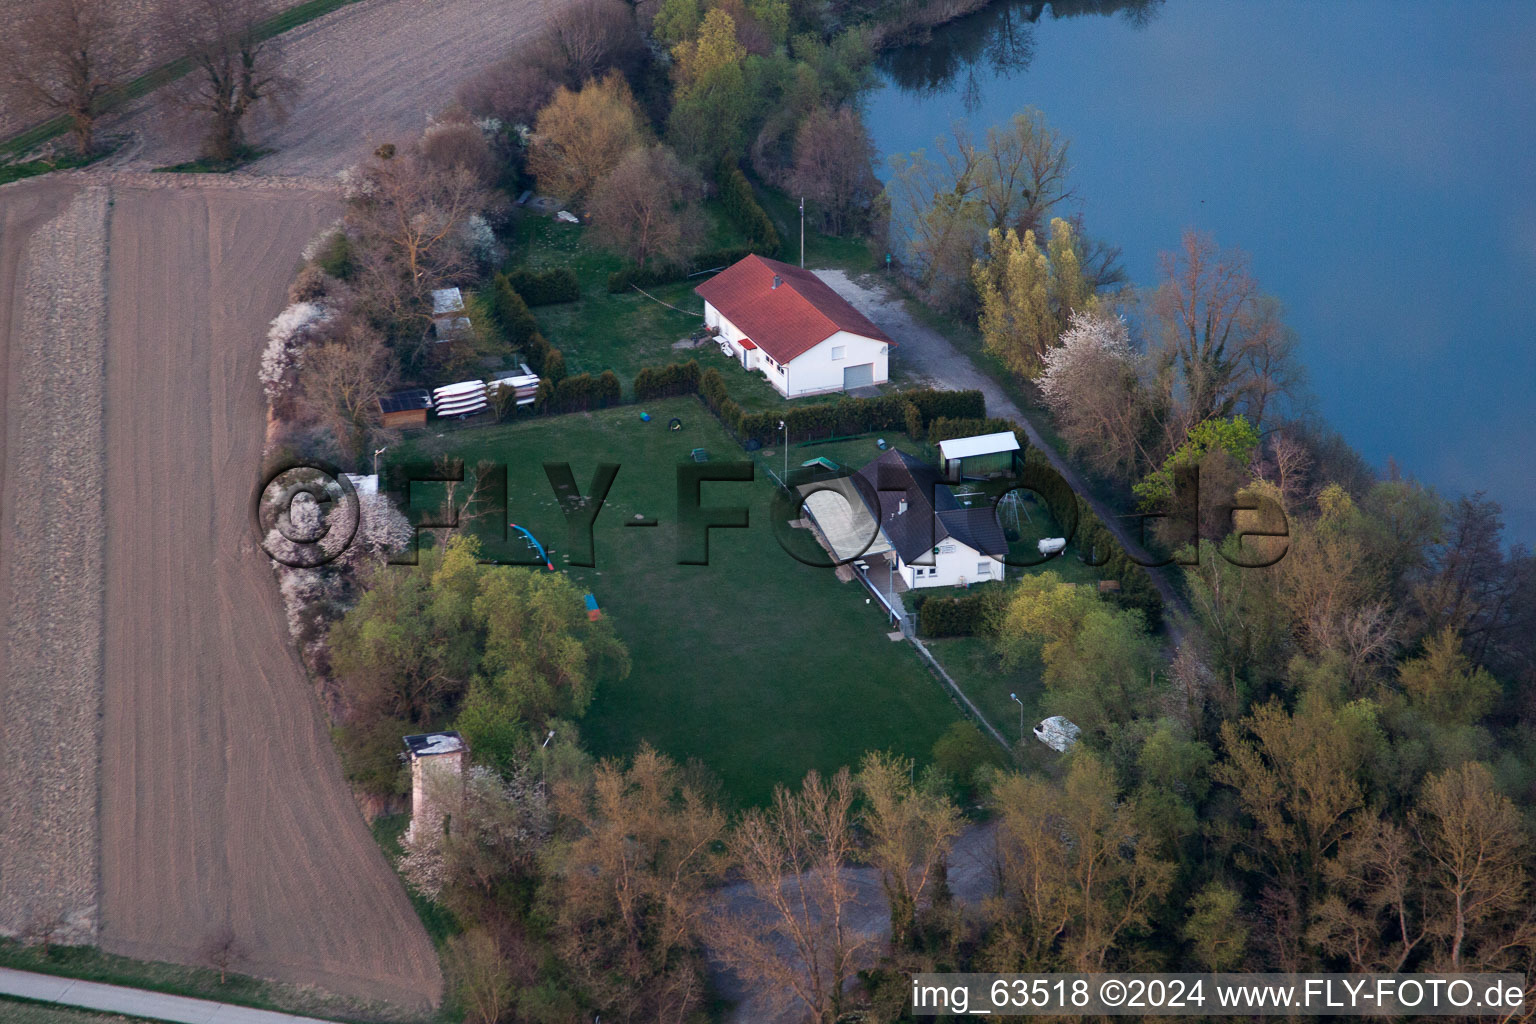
[93,180,441,1009]
[115,0,560,177]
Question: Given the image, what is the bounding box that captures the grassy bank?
[0,940,432,1024]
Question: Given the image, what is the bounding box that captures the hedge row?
[927,415,1027,451]
[634,360,702,401]
[535,370,621,414]
[606,246,756,293]
[717,160,780,252]
[913,592,997,638]
[1075,495,1164,628]
[700,383,988,448]
[507,266,579,306]
[488,273,538,346]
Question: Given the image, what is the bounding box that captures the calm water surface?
[866,1,1536,543]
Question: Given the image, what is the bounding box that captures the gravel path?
[0,181,109,944]
[814,270,1190,623]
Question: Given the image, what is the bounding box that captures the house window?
[977,562,990,576]
[830,345,845,360]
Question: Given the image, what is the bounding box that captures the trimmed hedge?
[538,371,622,414]
[700,385,987,448]
[507,266,579,305]
[633,360,702,400]
[927,416,1027,451]
[914,592,996,638]
[606,246,756,293]
[717,160,780,253]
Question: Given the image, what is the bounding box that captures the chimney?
[772,275,781,289]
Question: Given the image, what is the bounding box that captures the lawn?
[392,398,964,806]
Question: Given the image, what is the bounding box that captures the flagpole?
[799,197,805,268]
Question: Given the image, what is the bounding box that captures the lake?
[865,0,1536,544]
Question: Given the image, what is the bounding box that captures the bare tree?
[299,320,395,464]
[587,144,704,267]
[857,752,964,951]
[200,925,246,984]
[20,909,67,955]
[162,0,294,163]
[1147,230,1299,427]
[536,0,643,86]
[0,0,131,155]
[348,151,492,354]
[790,106,882,237]
[711,768,872,1024]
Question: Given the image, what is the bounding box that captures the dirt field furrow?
[0,182,109,944]
[96,185,441,1009]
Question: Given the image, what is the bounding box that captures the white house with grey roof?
[853,449,1008,589]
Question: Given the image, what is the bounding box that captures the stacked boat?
[488,372,540,407]
[432,379,488,419]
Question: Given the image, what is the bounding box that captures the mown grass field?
[393,398,964,806]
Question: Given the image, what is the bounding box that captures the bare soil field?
[94,180,441,1010]
[114,0,560,176]
[0,179,108,944]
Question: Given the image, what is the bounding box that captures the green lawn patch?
[0,149,102,186]
[392,399,964,806]
[0,998,152,1024]
[152,146,272,173]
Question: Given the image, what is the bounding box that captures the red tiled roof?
[739,337,757,349]
[694,254,894,364]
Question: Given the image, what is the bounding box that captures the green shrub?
[916,593,996,637]
[314,230,354,279]
[490,273,539,346]
[507,266,580,305]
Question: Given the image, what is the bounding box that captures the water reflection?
[878,0,1164,103]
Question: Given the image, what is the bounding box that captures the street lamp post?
[1010,692,1025,744]
[779,420,787,483]
[373,445,388,478]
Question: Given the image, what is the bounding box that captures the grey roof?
[854,449,1007,562]
[403,732,465,758]
[380,388,431,414]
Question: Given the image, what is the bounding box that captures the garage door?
[843,363,874,389]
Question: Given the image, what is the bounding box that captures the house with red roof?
[694,254,893,398]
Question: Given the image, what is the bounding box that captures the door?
[842,362,874,389]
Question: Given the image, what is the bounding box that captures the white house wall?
[898,539,1006,589]
[783,330,889,397]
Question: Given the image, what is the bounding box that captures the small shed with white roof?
[938,431,1022,480]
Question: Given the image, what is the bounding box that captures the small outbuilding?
[403,732,468,841]
[938,431,1022,480]
[379,388,431,429]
